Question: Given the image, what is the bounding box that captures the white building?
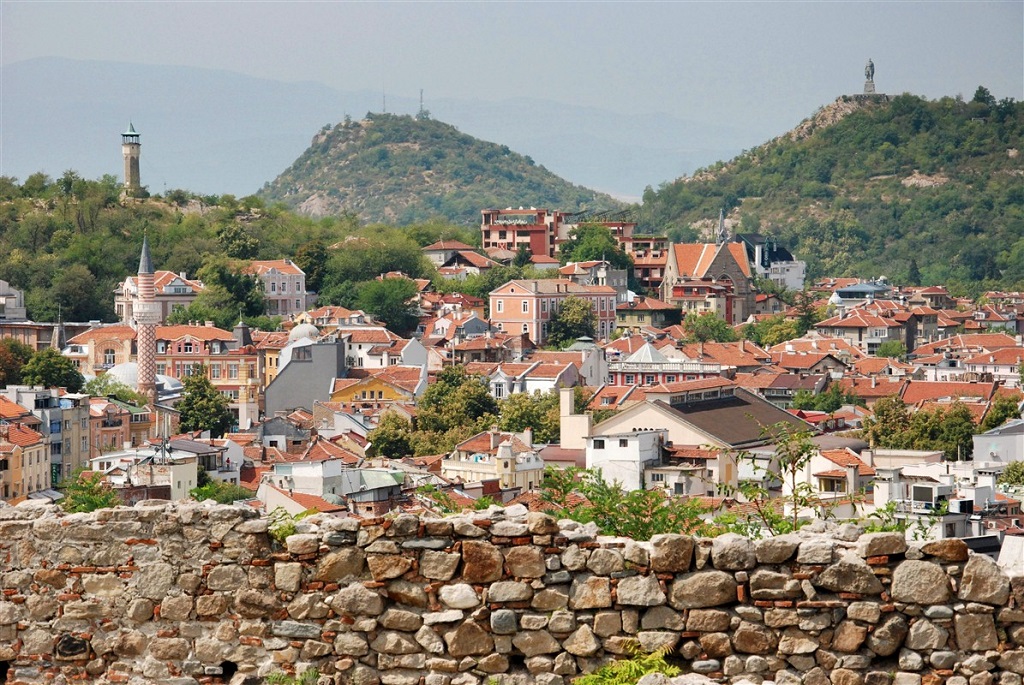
[585,429,666,492]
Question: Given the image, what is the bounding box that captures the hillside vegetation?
[640,89,1024,292]
[0,175,475,325]
[259,113,621,224]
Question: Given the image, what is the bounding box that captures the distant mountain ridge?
[0,57,743,199]
[259,113,622,224]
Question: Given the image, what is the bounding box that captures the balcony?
[609,360,723,374]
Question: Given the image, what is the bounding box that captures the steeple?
[716,208,729,245]
[138,233,154,275]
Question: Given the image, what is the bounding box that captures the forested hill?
[640,90,1024,292]
[259,113,622,224]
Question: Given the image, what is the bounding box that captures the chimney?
[739,339,746,353]
[846,462,859,495]
[490,426,500,449]
[522,426,533,447]
[871,377,876,388]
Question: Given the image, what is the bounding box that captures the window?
[156,341,167,354]
[228,364,239,379]
[183,341,193,353]
[619,439,628,448]
[625,374,635,385]
[295,299,301,309]
[651,473,664,482]
[645,375,655,385]
[270,282,277,292]
[496,300,504,313]
[103,348,116,365]
[666,375,676,383]
[210,365,221,379]
[156,363,166,375]
[541,300,548,313]
[593,439,605,449]
[521,300,529,313]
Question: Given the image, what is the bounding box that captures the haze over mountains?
[1,57,744,200]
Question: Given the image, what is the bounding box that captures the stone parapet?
[0,501,1021,685]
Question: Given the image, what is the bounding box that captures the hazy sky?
[3,1,1022,138]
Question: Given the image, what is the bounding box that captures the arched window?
[103,348,116,365]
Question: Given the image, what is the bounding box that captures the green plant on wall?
[267,506,317,545]
[266,668,320,685]
[573,644,679,685]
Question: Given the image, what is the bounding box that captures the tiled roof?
[816,311,904,329]
[770,352,845,370]
[767,337,865,359]
[617,296,678,312]
[423,239,475,251]
[671,244,718,278]
[68,324,138,344]
[676,341,771,367]
[837,377,908,399]
[0,397,32,421]
[506,491,591,512]
[900,380,997,404]
[494,279,616,296]
[455,251,498,269]
[646,377,737,394]
[244,260,304,276]
[962,348,1024,366]
[295,437,362,465]
[913,333,1020,356]
[0,423,43,447]
[267,484,346,513]
[343,328,402,344]
[455,431,532,456]
[820,448,875,476]
[156,325,235,341]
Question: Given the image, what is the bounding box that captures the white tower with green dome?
[122,122,141,198]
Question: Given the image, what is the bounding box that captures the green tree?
[368,412,415,459]
[744,315,799,347]
[547,295,597,348]
[357,278,419,335]
[907,258,922,286]
[938,401,976,460]
[177,365,234,437]
[979,395,1020,432]
[294,239,328,293]
[999,461,1024,486]
[682,311,738,343]
[82,374,148,405]
[0,338,34,387]
[498,390,560,443]
[418,366,499,432]
[21,348,84,392]
[513,244,533,268]
[793,291,824,336]
[191,479,254,504]
[874,340,907,360]
[59,469,121,513]
[863,395,911,448]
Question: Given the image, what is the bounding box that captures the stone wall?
[1,501,1023,685]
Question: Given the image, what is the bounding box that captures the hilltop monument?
[121,122,142,198]
[864,58,876,94]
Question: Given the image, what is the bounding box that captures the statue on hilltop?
[864,58,876,94]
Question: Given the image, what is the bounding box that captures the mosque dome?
[288,322,320,342]
[105,362,139,388]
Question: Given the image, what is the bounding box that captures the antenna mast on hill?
[382,89,387,114]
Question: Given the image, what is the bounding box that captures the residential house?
[737,373,829,409]
[961,348,1024,387]
[529,345,608,388]
[770,351,849,375]
[442,427,543,492]
[330,365,426,404]
[243,259,314,318]
[489,279,618,345]
[814,310,905,356]
[673,340,773,374]
[0,279,28,321]
[0,422,48,501]
[586,429,668,492]
[88,444,199,502]
[338,327,426,370]
[559,261,629,303]
[616,296,681,333]
[465,361,579,400]
[621,235,669,293]
[450,332,532,366]
[836,376,909,409]
[973,419,1024,464]
[733,233,806,291]
[89,397,132,458]
[114,270,204,324]
[606,342,726,387]
[294,306,369,328]
[1,386,91,485]
[422,240,478,267]
[264,339,346,416]
[768,337,865,364]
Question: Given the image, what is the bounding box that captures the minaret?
[122,122,141,198]
[135,235,160,404]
